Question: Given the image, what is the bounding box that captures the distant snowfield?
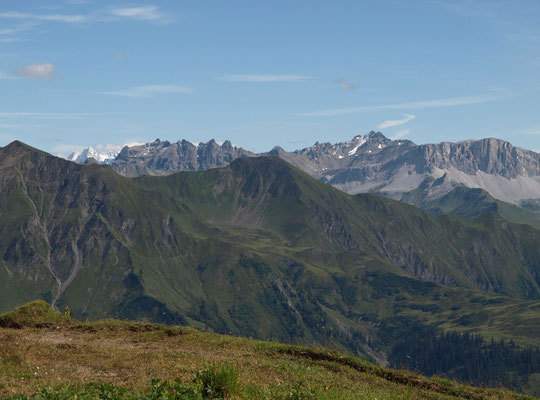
[66,146,121,164]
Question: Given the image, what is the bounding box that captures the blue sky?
[0,0,539,155]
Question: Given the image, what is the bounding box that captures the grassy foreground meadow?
[0,301,535,400]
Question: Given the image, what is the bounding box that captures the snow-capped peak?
[66,146,121,164]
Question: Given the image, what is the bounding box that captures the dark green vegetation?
[388,325,540,393]
[0,301,535,399]
[0,142,539,394]
[399,178,540,229]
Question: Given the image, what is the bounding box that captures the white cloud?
[0,5,171,25]
[390,129,410,140]
[521,128,540,135]
[101,84,192,98]
[0,72,15,80]
[53,144,86,155]
[119,141,145,148]
[0,11,88,23]
[0,112,89,120]
[297,94,504,117]
[108,6,170,23]
[221,74,312,83]
[14,62,56,80]
[377,113,415,129]
[0,22,35,42]
[335,78,356,90]
[0,38,22,43]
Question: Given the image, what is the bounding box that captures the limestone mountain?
[111,138,254,177]
[270,132,540,206]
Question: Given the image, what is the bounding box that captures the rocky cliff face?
[269,133,540,205]
[112,139,254,177]
[67,132,540,205]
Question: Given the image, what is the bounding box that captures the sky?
[0,0,539,155]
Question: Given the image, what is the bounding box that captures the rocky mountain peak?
[2,140,30,153]
[111,138,255,177]
[268,146,286,156]
[62,133,540,206]
[66,146,119,165]
[362,131,392,145]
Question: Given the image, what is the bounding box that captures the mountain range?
[1,141,538,329]
[2,139,539,392]
[65,133,540,228]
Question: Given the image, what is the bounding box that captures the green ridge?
[0,142,539,394]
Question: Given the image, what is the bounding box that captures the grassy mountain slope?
[135,156,540,300]
[1,142,539,392]
[0,301,535,399]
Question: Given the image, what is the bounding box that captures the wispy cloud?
[0,11,88,23]
[521,128,540,135]
[390,129,410,140]
[335,78,356,90]
[0,21,35,42]
[108,6,170,23]
[221,74,312,83]
[0,72,15,80]
[0,112,91,120]
[14,62,56,80]
[101,84,192,98]
[297,94,503,117]
[0,123,19,129]
[0,22,36,36]
[377,113,415,129]
[0,37,24,43]
[0,5,172,25]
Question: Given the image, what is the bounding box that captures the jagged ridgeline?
[77,133,540,228]
[1,141,539,393]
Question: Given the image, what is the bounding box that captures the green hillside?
[0,142,539,393]
[0,301,536,399]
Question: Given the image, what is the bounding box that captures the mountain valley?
[1,140,539,393]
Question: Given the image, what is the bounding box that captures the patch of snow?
[338,155,344,159]
[348,137,366,156]
[67,151,81,161]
